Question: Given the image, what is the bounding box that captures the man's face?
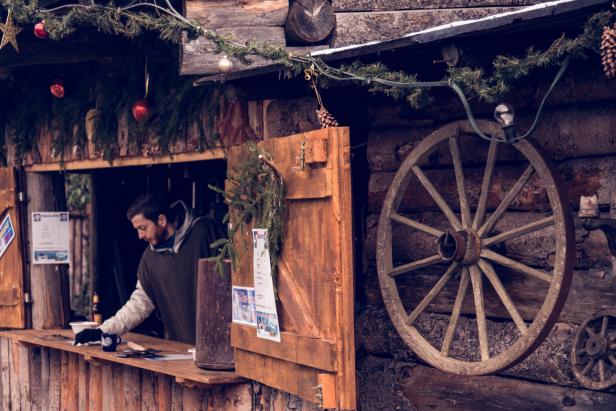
[131,213,167,246]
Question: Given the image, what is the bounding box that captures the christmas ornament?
[0,9,23,52]
[34,21,48,39]
[132,98,150,122]
[217,55,234,74]
[50,78,65,98]
[601,24,616,78]
[316,106,339,128]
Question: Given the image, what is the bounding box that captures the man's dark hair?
[126,192,174,222]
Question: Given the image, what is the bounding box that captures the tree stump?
[285,0,335,44]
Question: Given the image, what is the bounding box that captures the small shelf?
[0,329,243,387]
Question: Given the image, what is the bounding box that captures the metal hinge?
[312,384,323,408]
[24,292,33,304]
[18,192,25,202]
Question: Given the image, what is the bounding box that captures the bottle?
[92,292,102,324]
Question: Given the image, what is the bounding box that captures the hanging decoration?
[0,8,22,52]
[49,78,65,98]
[601,23,616,78]
[306,64,339,128]
[217,55,234,74]
[131,59,150,123]
[33,20,47,39]
[209,144,287,278]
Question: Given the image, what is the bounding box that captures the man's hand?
[74,328,102,345]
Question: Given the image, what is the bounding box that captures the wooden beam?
[24,149,226,172]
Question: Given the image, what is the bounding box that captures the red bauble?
[34,21,48,39]
[50,79,65,98]
[132,98,150,122]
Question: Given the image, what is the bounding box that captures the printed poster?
[0,214,15,259]
[32,212,70,264]
[232,286,257,326]
[252,228,281,342]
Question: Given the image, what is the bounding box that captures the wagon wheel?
[376,119,574,375]
[571,309,616,390]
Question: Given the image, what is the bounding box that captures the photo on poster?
[256,311,281,342]
[0,214,15,259]
[231,286,257,326]
[32,212,70,265]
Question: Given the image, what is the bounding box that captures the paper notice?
[252,229,281,342]
[0,214,15,259]
[32,212,70,264]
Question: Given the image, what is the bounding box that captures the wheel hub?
[585,333,608,357]
[437,229,481,265]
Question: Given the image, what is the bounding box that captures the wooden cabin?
[2,0,616,410]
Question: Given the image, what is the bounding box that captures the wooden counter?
[0,329,242,387]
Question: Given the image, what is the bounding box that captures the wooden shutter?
[227,128,356,409]
[0,167,26,328]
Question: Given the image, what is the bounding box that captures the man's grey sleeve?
[99,280,155,336]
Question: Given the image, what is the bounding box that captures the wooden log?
[333,0,546,12]
[333,7,517,46]
[367,157,616,215]
[357,305,580,387]
[180,27,285,76]
[285,0,336,44]
[195,260,234,371]
[27,172,70,329]
[359,356,616,411]
[78,356,89,411]
[367,103,616,172]
[155,375,172,411]
[60,353,79,411]
[170,379,183,411]
[111,365,125,411]
[101,365,113,411]
[1,338,10,411]
[141,371,158,411]
[182,386,206,411]
[185,0,288,29]
[9,339,20,411]
[28,346,42,411]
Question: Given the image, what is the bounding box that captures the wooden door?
[0,167,26,328]
[227,128,356,410]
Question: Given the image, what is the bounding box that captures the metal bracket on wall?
[577,195,616,257]
[311,384,323,408]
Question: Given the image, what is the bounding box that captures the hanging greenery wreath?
[208,143,287,279]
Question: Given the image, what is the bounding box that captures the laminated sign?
[252,228,280,342]
[32,212,70,264]
[0,214,15,259]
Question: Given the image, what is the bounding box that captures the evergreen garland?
[209,143,287,278]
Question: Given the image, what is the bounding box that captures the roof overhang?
[194,0,611,85]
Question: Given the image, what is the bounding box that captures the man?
[75,192,224,345]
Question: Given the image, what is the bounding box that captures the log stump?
[285,0,336,44]
[195,259,234,371]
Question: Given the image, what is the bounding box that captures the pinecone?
[316,106,339,128]
[601,24,616,78]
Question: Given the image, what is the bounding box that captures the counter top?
[0,329,243,387]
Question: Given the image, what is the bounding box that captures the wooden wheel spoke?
[609,355,616,367]
[480,249,552,283]
[585,326,598,338]
[390,213,444,238]
[582,358,596,376]
[601,316,609,337]
[441,268,470,356]
[470,265,490,361]
[577,349,587,356]
[412,165,462,231]
[599,359,606,382]
[449,136,471,228]
[406,262,459,326]
[389,255,442,277]
[477,259,527,334]
[478,165,535,237]
[473,138,498,230]
[483,216,555,247]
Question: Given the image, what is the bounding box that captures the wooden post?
[27,172,70,329]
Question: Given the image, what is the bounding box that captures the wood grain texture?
[227,128,356,409]
[333,7,517,46]
[0,168,26,328]
[1,338,11,411]
[185,0,288,29]
[333,0,547,12]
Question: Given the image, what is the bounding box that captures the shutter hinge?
[24,292,33,304]
[312,384,323,408]
[18,192,25,202]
